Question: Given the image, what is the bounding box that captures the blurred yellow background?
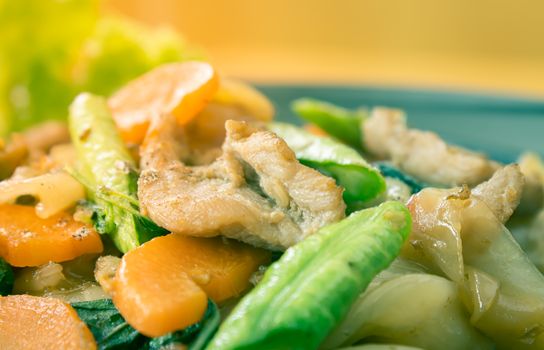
[109,0,544,97]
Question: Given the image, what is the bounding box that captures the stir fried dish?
[0,61,543,350]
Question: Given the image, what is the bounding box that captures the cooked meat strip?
[22,121,70,154]
[472,164,524,223]
[0,134,27,180]
[138,115,345,250]
[363,107,499,187]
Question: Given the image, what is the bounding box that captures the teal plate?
[256,85,544,163]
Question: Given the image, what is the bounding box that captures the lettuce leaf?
[0,0,197,136]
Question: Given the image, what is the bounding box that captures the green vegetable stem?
[68,93,166,253]
[206,201,412,350]
[291,98,366,149]
[269,122,385,208]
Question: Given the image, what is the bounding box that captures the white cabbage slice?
[403,187,544,349]
[323,272,493,350]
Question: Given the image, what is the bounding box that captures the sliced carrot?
[0,204,103,267]
[162,234,271,302]
[0,294,96,349]
[113,234,271,337]
[114,258,207,338]
[108,61,219,144]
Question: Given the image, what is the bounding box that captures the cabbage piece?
[323,273,493,350]
[526,210,544,271]
[404,187,544,349]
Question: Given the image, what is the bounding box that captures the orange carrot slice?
[113,234,270,337]
[0,204,103,267]
[0,294,96,349]
[109,61,219,144]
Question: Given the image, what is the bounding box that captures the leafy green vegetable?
[0,257,14,296]
[68,93,166,252]
[187,302,222,350]
[375,162,428,193]
[73,299,144,349]
[0,0,196,136]
[291,98,366,149]
[269,122,385,208]
[73,298,220,350]
[73,17,198,97]
[206,201,411,350]
[0,0,98,135]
